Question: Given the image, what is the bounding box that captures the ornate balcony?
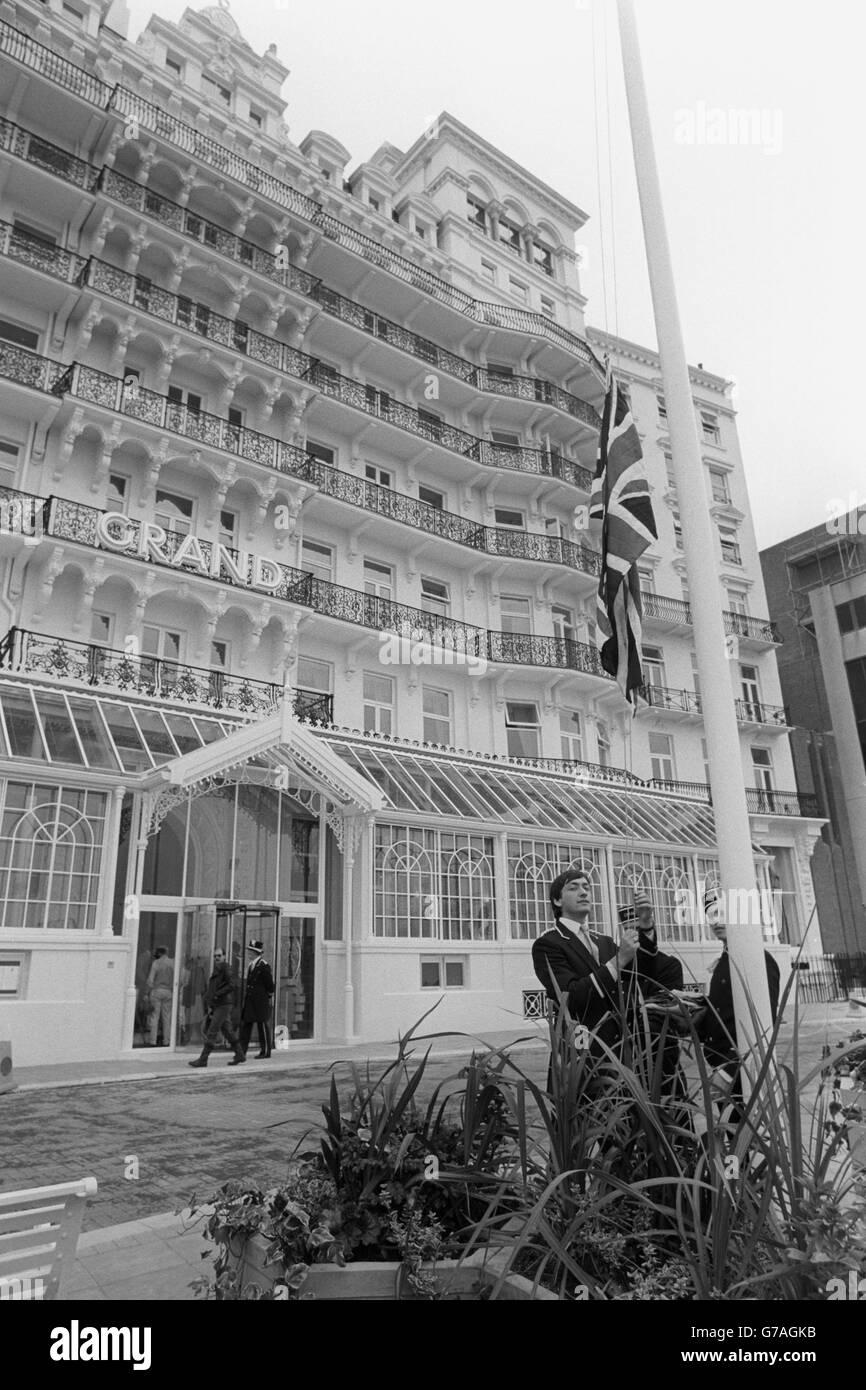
[0,341,68,394]
[1,22,603,371]
[638,683,702,715]
[648,778,819,817]
[0,217,87,282]
[487,631,605,677]
[642,593,692,625]
[0,626,334,721]
[482,526,600,577]
[723,612,782,645]
[734,698,789,728]
[646,778,713,802]
[0,20,111,109]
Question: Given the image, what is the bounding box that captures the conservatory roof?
[321,735,732,851]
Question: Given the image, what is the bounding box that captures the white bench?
[0,1177,97,1300]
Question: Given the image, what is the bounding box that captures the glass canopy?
[324,736,727,850]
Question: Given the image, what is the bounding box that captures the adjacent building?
[0,0,822,1065]
[761,515,866,955]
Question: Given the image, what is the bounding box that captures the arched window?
[374,826,495,940]
[1,783,107,930]
[507,839,602,938]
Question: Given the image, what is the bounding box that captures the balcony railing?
[0,20,112,108]
[524,757,645,788]
[646,778,713,802]
[482,527,600,576]
[487,631,605,677]
[723,612,782,644]
[0,114,97,189]
[735,698,789,727]
[0,22,603,372]
[648,778,819,817]
[0,341,68,394]
[78,261,592,489]
[0,217,87,282]
[0,626,334,721]
[641,593,781,645]
[638,683,702,714]
[642,593,693,625]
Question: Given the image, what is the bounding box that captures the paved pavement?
[2,1001,861,1301]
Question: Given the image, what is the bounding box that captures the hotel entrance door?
[175,904,314,1047]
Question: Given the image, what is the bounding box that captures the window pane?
[421,960,441,988]
[1,688,47,761]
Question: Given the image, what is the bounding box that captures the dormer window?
[249,107,264,130]
[321,167,332,182]
[533,242,553,277]
[369,195,381,212]
[467,195,487,232]
[202,73,231,106]
[499,218,522,255]
[165,52,183,77]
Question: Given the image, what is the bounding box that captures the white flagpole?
[615,0,772,1060]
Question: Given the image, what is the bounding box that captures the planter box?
[225,1231,557,1301]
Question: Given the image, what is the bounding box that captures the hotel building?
[0,0,822,1065]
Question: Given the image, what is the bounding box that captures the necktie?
[579,929,598,963]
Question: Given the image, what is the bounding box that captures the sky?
[122,0,866,548]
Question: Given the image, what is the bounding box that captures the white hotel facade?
[0,0,822,1066]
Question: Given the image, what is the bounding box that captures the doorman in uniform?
[240,939,275,1059]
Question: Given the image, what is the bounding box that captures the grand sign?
[95,512,284,592]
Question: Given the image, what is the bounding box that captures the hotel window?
[417,408,443,442]
[540,296,556,319]
[727,588,749,617]
[0,318,39,350]
[420,578,450,619]
[133,274,153,311]
[709,467,730,504]
[467,195,488,232]
[249,107,264,130]
[491,430,521,449]
[165,52,183,77]
[369,195,381,213]
[740,664,761,718]
[155,489,193,536]
[301,540,334,584]
[0,439,20,485]
[560,709,583,762]
[751,746,774,793]
[500,596,532,635]
[657,394,667,422]
[642,646,666,690]
[533,242,554,277]
[90,612,113,647]
[719,525,741,565]
[480,260,496,284]
[690,650,701,701]
[364,559,393,601]
[166,386,202,414]
[363,672,394,736]
[210,639,229,671]
[509,278,528,304]
[226,406,244,442]
[62,2,85,19]
[202,73,232,106]
[837,596,866,634]
[422,686,452,745]
[664,452,676,489]
[701,738,710,783]
[419,484,445,510]
[421,957,466,989]
[499,218,522,255]
[365,384,392,418]
[218,510,237,549]
[505,702,541,759]
[673,512,683,550]
[107,474,127,512]
[306,440,335,466]
[176,295,210,336]
[487,361,514,384]
[649,732,676,781]
[365,463,392,489]
[637,565,655,594]
[701,411,721,445]
[414,224,428,241]
[0,783,108,933]
[142,625,184,675]
[552,605,576,644]
[494,508,525,529]
[596,718,611,767]
[297,657,333,710]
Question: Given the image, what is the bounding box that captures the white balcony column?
[236,196,256,239]
[50,408,87,486]
[72,558,106,635]
[242,603,272,667]
[30,547,66,628]
[76,305,103,355]
[125,227,148,277]
[136,439,168,509]
[196,590,228,664]
[98,786,128,940]
[166,245,191,295]
[121,794,150,1050]
[486,201,503,242]
[176,167,197,209]
[108,317,136,378]
[90,212,115,261]
[214,363,243,418]
[153,336,181,394]
[521,224,540,266]
[225,275,250,323]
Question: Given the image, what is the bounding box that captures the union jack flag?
[589,371,657,705]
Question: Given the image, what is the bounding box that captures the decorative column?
[121,793,150,1051]
[98,786,128,940]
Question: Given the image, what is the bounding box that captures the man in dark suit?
[622,894,686,1098]
[240,939,275,1059]
[188,949,246,1068]
[532,868,655,1056]
[694,888,781,1104]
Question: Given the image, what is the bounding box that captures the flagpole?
[614,0,772,1057]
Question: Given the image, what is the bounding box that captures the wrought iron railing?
[641,593,693,625]
[647,779,713,802]
[487,631,605,677]
[0,626,334,721]
[524,757,645,787]
[637,683,702,714]
[482,527,600,576]
[723,612,782,644]
[0,217,87,281]
[734,698,789,727]
[0,19,112,108]
[0,21,603,372]
[642,593,781,645]
[745,786,820,816]
[0,341,69,394]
